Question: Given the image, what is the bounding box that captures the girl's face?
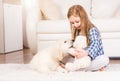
[69,16,81,29]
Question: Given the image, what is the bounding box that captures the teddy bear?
[65,36,91,71]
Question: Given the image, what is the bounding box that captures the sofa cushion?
[101,32,120,39]
[37,19,71,33]
[91,19,120,32]
[102,39,120,57]
[51,0,91,19]
[37,33,71,50]
[40,0,91,19]
[37,19,120,33]
[40,0,63,20]
[91,0,120,18]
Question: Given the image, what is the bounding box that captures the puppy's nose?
[64,41,67,43]
[69,45,73,48]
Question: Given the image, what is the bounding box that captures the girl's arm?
[85,27,104,60]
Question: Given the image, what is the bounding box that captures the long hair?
[67,5,94,46]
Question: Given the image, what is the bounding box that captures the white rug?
[0,64,120,81]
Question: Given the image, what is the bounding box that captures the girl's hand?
[75,49,88,58]
[68,48,88,58]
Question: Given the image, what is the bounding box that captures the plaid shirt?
[85,27,104,60]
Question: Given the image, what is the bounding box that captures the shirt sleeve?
[86,28,100,60]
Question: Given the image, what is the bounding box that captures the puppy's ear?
[64,41,67,43]
[55,40,64,61]
[58,53,64,61]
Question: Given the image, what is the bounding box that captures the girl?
[65,5,109,71]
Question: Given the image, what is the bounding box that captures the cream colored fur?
[29,40,72,73]
[65,36,91,71]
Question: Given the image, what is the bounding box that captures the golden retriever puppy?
[29,40,72,73]
[65,36,91,71]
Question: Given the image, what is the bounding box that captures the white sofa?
[23,0,120,57]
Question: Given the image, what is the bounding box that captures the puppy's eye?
[64,41,67,43]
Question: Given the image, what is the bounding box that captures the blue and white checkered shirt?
[85,27,104,60]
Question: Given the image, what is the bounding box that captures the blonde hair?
[67,5,94,46]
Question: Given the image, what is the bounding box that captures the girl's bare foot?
[99,67,104,71]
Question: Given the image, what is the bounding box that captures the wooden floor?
[0,49,33,64]
[0,49,120,64]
